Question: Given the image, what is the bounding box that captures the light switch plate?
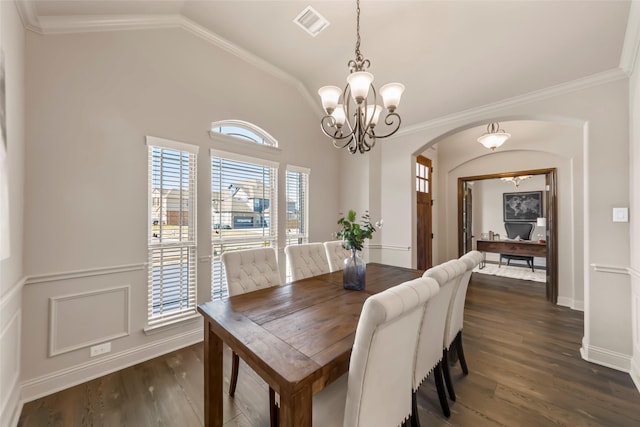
[613,207,629,223]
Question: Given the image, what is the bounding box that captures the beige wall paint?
[0,1,25,426]
[21,27,340,399]
[370,79,631,370]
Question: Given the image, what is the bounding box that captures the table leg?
[479,252,486,269]
[278,386,312,427]
[203,319,223,427]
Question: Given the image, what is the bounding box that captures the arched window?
[210,120,278,147]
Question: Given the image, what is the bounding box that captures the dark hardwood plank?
[20,271,640,427]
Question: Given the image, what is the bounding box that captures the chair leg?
[229,351,240,397]
[269,387,278,427]
[434,362,451,418]
[455,331,469,375]
[441,349,456,401]
[411,391,421,427]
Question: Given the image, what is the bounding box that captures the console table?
[476,239,546,268]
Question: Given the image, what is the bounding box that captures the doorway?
[457,168,558,303]
[416,155,433,270]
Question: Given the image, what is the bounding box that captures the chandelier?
[500,175,532,188]
[318,0,405,154]
[477,122,511,150]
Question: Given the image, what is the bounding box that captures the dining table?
[197,262,424,427]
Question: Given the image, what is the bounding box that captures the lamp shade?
[477,122,511,150]
[347,71,374,103]
[477,132,510,150]
[379,82,405,111]
[331,104,346,127]
[318,86,342,114]
[366,105,383,127]
[537,217,547,227]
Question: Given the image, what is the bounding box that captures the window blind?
[211,154,278,300]
[147,141,197,323]
[285,167,309,247]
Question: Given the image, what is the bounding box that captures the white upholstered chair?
[312,276,440,427]
[284,242,330,281]
[220,247,282,426]
[440,250,484,402]
[323,240,352,272]
[412,259,467,422]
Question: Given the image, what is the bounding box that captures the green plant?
[336,210,382,251]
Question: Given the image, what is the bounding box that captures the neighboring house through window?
[210,121,279,300]
[146,136,198,326]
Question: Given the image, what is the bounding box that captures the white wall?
[0,2,25,426]
[363,78,631,371]
[21,27,340,401]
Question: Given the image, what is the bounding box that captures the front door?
[416,156,433,270]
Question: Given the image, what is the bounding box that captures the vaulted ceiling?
[21,0,635,129]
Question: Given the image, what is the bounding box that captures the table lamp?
[536,217,547,242]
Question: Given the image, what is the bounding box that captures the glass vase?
[343,249,366,290]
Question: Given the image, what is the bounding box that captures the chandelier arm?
[320,115,358,143]
[367,112,402,139]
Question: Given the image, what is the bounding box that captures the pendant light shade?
[477,122,511,150]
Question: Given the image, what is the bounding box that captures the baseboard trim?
[631,356,640,393]
[557,296,584,311]
[1,382,22,427]
[580,344,631,373]
[20,327,203,403]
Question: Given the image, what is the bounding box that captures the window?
[285,166,309,246]
[211,149,278,300]
[210,120,278,147]
[147,136,198,325]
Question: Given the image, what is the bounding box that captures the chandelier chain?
[355,0,362,63]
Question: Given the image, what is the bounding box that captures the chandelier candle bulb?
[331,105,346,127]
[366,105,383,127]
[346,71,374,103]
[379,82,405,111]
[318,86,342,114]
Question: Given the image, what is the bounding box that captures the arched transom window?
[210,120,278,147]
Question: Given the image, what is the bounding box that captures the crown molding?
[14,0,40,33]
[620,0,640,75]
[396,68,627,138]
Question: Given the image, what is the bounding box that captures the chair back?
[285,243,330,281]
[504,222,534,240]
[323,240,351,272]
[414,259,466,389]
[444,251,483,347]
[344,276,439,427]
[221,247,281,296]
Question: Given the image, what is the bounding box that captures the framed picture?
[503,191,542,222]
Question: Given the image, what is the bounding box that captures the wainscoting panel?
[49,285,130,356]
[0,308,21,427]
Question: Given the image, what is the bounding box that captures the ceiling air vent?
[293,5,329,37]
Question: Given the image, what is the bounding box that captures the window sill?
[143,312,202,336]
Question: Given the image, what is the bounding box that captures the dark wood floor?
[19,273,640,426]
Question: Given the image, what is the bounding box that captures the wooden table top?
[476,239,546,257]
[197,263,424,396]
